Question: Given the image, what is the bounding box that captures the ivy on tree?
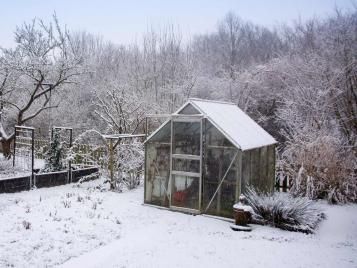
[44,132,64,171]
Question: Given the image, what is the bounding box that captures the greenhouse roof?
[146,98,277,151]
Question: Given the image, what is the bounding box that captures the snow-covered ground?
[0,157,45,179]
[0,178,356,268]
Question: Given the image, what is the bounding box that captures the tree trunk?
[1,136,13,159]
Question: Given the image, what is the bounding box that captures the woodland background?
[0,8,356,202]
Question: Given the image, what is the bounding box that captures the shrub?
[281,135,357,204]
[245,188,324,233]
[114,139,143,191]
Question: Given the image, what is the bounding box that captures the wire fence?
[12,138,108,168]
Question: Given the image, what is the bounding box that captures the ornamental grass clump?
[245,188,325,234]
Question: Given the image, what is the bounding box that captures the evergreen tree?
[44,132,64,171]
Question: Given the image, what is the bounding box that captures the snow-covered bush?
[67,129,109,167]
[245,188,324,233]
[281,135,357,204]
[114,140,144,191]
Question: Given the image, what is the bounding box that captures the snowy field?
[0,178,356,268]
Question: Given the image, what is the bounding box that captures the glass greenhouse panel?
[171,174,199,210]
[205,121,233,147]
[203,148,238,216]
[202,121,239,217]
[145,143,170,207]
[149,122,171,143]
[178,104,200,115]
[172,158,200,173]
[173,122,201,155]
[241,150,251,194]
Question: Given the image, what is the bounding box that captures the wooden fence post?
[109,139,114,190]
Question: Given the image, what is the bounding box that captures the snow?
[233,203,254,213]
[0,179,356,268]
[188,98,277,150]
[0,157,45,180]
[145,98,276,150]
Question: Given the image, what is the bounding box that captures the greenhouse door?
[170,115,203,213]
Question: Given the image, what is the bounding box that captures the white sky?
[0,0,355,48]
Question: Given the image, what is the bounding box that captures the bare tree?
[94,83,152,135]
[0,14,85,157]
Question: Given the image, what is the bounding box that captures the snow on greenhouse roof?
[187,99,276,150]
[145,98,276,150]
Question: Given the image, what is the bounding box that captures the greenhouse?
[144,98,277,217]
